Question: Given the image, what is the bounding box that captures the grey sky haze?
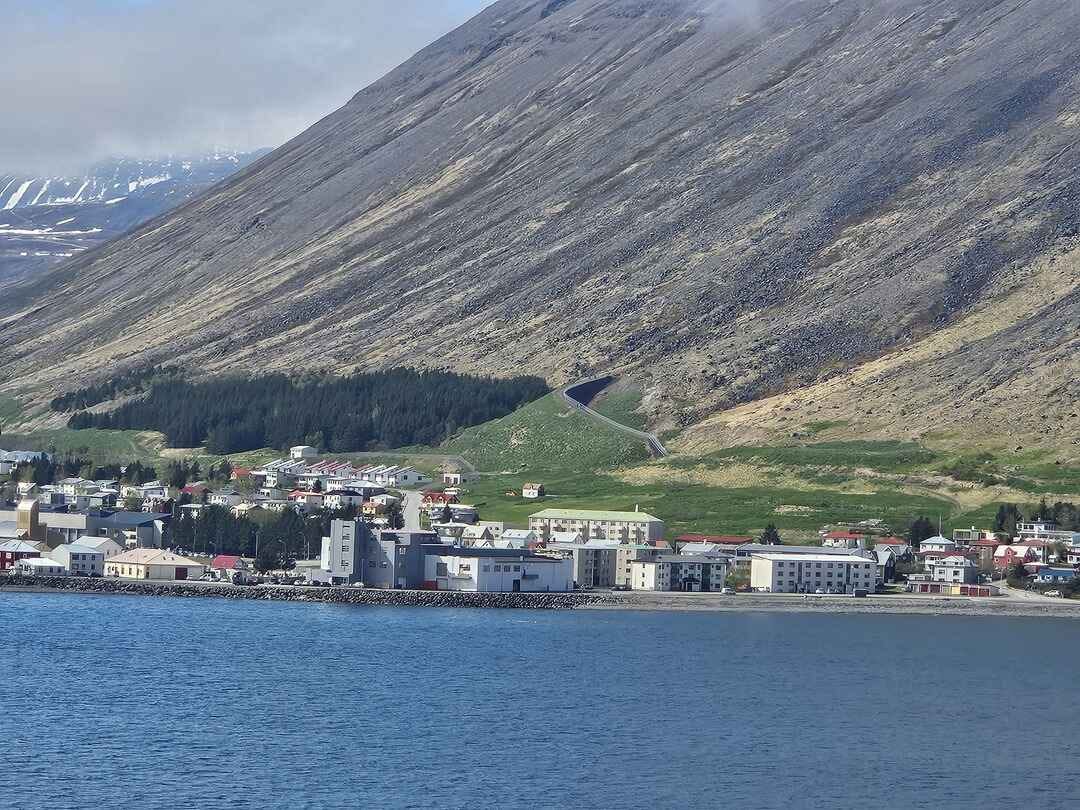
[0,0,490,174]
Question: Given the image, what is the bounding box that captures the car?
[853,589,869,598]
[612,584,630,591]
[814,588,825,594]
[720,587,736,595]
[1045,590,1062,598]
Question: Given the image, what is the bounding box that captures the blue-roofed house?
[1035,567,1077,585]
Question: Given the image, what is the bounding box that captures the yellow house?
[104,548,205,581]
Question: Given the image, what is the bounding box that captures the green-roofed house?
[528,508,665,544]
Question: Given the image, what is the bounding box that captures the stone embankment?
[0,575,617,610]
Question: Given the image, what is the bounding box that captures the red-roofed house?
[421,491,458,507]
[288,490,324,511]
[211,555,252,579]
[230,467,252,480]
[993,544,1041,570]
[181,482,211,501]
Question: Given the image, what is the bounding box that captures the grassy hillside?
[444,393,649,472]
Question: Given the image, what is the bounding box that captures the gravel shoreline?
[4,576,1079,618]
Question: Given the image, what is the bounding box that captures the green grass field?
[455,468,954,540]
[1,428,166,465]
[444,393,649,472]
[587,382,647,432]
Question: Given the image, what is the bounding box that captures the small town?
[3,446,1078,603]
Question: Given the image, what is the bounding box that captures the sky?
[0,0,490,174]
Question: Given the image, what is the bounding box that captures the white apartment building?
[750,552,876,594]
[632,555,729,592]
[528,508,665,544]
[928,555,979,584]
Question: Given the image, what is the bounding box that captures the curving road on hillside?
[562,376,668,458]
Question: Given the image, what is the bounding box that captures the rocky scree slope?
[1,0,1077,451]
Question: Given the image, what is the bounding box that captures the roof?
[97,512,169,528]
[427,546,558,560]
[753,552,872,564]
[0,540,40,553]
[736,544,854,555]
[645,554,731,565]
[529,508,663,522]
[875,536,909,545]
[501,529,537,539]
[75,535,121,550]
[55,543,102,555]
[1038,568,1076,578]
[0,520,19,539]
[108,548,203,566]
[674,533,752,545]
[211,555,246,569]
[922,535,954,545]
[16,557,63,568]
[928,555,975,567]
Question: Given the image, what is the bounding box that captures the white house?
[290,445,318,461]
[208,490,244,508]
[522,482,546,499]
[424,549,573,592]
[500,529,539,548]
[50,544,105,576]
[14,557,67,576]
[323,490,366,511]
[750,552,877,594]
[920,536,956,553]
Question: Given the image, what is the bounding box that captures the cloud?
[0,0,490,174]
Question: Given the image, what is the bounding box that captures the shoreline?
[590,591,1080,618]
[4,576,1080,617]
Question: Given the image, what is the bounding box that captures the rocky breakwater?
[0,575,617,610]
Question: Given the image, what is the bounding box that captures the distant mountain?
[0,151,269,280]
[1,0,1078,455]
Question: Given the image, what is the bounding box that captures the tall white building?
[528,508,665,543]
[750,552,876,594]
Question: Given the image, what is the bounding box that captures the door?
[175,567,188,580]
[512,579,521,592]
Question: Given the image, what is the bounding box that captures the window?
[513,565,521,572]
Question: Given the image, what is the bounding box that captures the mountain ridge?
[1,0,1077,455]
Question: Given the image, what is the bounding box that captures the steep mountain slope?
[1,0,1077,453]
[0,152,268,282]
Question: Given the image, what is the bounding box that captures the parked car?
[720,587,736,595]
[1045,590,1062,598]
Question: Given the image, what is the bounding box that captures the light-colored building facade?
[104,549,205,580]
[528,509,665,544]
[928,555,979,585]
[423,549,573,593]
[13,557,67,576]
[50,544,105,576]
[750,552,876,594]
[631,555,729,592]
